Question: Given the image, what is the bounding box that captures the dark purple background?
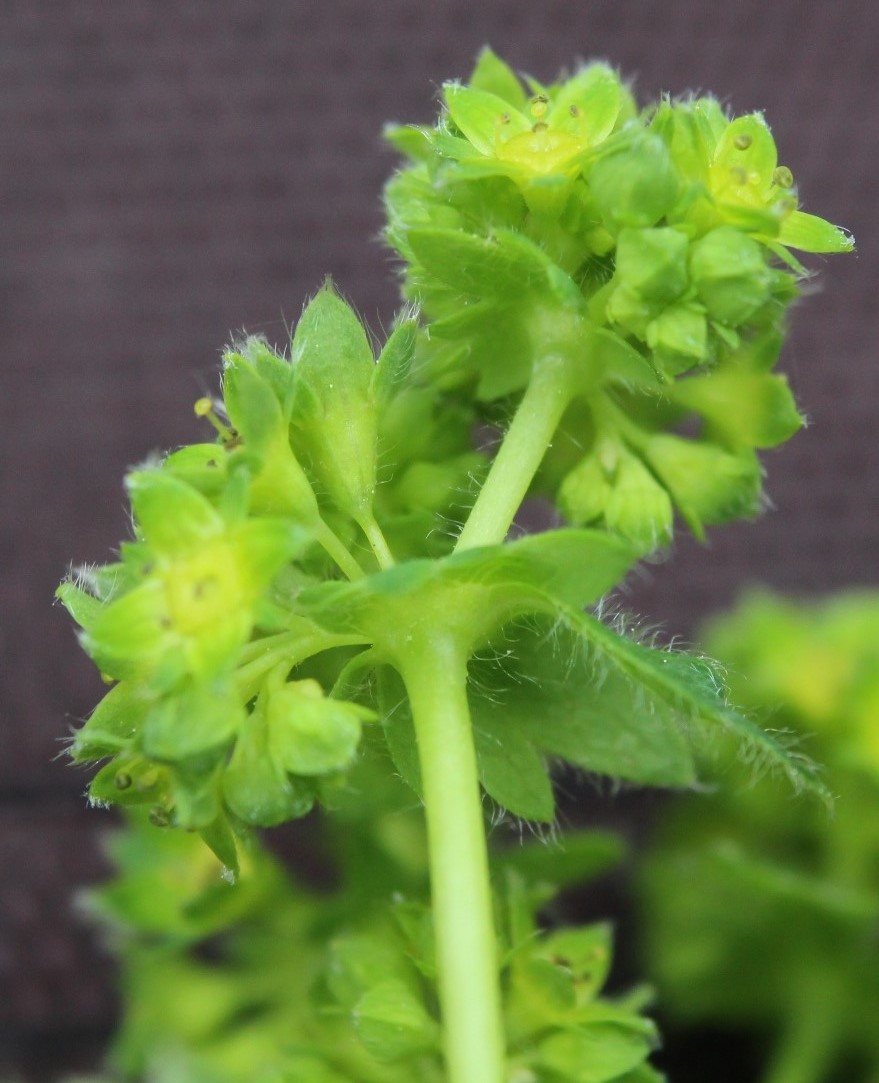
[2,2,876,1077]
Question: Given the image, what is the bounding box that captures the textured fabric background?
[2,1,876,1077]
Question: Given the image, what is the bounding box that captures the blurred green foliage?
[641,592,879,1083]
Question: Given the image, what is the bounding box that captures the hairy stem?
[396,629,505,1083]
[455,352,574,552]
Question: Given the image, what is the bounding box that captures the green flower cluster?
[642,592,879,1081]
[57,287,481,869]
[386,48,852,550]
[79,763,659,1083]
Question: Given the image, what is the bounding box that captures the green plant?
[641,591,879,1083]
[58,48,850,1083]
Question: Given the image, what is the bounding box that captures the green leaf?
[689,227,771,326]
[471,617,697,788]
[603,452,674,553]
[222,354,284,454]
[229,335,293,409]
[469,46,527,111]
[613,227,689,305]
[777,210,855,254]
[713,113,777,188]
[292,281,375,386]
[300,529,637,645]
[474,604,830,801]
[568,610,831,801]
[373,314,418,404]
[547,64,623,146]
[473,711,555,822]
[163,444,229,498]
[588,134,680,230]
[290,282,378,517]
[222,706,316,827]
[376,666,423,797]
[84,579,170,680]
[559,454,612,526]
[70,680,147,762]
[539,1020,657,1082]
[56,579,104,632]
[443,82,531,154]
[89,754,170,811]
[267,679,367,777]
[644,434,762,536]
[142,684,241,762]
[197,815,240,878]
[646,302,708,371]
[126,472,222,556]
[353,978,440,1061]
[327,932,415,1009]
[537,923,615,998]
[671,367,803,448]
[406,226,571,302]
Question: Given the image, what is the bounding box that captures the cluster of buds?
[385,48,852,550]
[58,288,480,868]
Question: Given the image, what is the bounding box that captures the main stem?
[397,629,505,1083]
[455,352,573,552]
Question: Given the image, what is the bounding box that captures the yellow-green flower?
[77,470,302,688]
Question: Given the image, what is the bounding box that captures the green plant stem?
[234,630,369,702]
[356,510,396,569]
[396,628,505,1083]
[314,519,366,580]
[455,352,574,551]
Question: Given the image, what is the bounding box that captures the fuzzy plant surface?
[640,592,879,1083]
[58,48,849,1083]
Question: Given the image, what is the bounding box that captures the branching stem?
[314,520,366,581]
[357,510,396,569]
[455,352,574,552]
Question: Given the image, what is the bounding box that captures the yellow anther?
[194,397,234,441]
[773,165,794,189]
[529,94,549,119]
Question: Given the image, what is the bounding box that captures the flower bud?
[689,227,771,327]
[267,678,373,777]
[603,451,673,553]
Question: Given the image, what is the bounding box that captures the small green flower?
[73,470,302,687]
[386,48,852,552]
[655,97,854,253]
[442,59,630,180]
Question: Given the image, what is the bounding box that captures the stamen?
[773,166,794,188]
[194,397,235,441]
[529,94,549,119]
